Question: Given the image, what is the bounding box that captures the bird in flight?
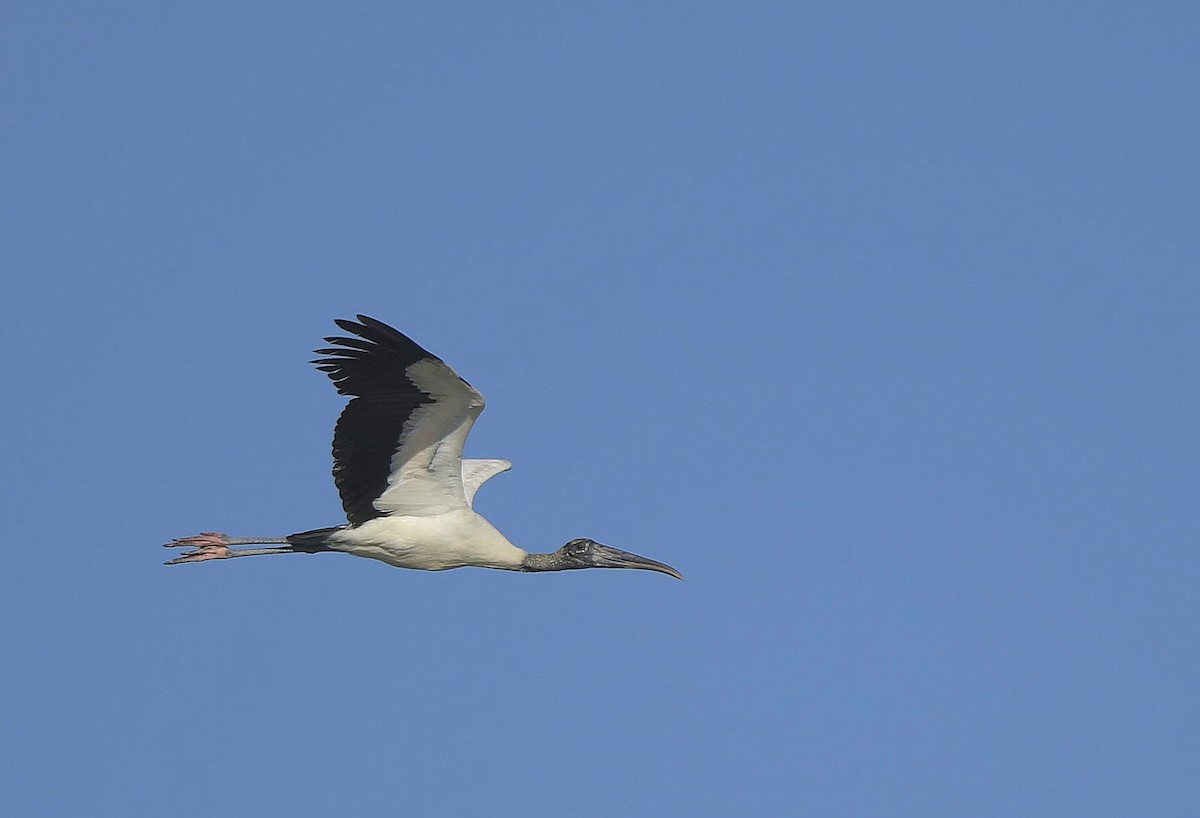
[165,315,681,579]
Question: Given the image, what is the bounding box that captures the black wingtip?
[333,317,365,334]
[354,315,400,337]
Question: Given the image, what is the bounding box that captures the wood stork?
[165,315,681,580]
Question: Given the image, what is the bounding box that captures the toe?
[164,532,229,548]
[164,545,232,565]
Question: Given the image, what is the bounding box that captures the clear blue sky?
[3,2,1197,815]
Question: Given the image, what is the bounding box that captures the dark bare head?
[521,538,682,579]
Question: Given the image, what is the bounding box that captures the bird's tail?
[286,526,343,553]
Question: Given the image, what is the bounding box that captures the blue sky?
[3,2,1198,815]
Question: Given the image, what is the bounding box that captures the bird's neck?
[520,552,565,573]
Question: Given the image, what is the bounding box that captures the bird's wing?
[461,458,512,506]
[312,315,485,523]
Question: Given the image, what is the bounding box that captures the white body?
[329,508,526,571]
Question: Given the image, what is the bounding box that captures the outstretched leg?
[164,532,298,565]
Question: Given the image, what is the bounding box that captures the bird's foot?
[164,532,232,565]
[167,531,231,548]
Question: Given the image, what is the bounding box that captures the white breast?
[327,510,528,571]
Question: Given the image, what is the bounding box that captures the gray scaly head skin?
[521,538,682,579]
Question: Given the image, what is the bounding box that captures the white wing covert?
[312,316,487,522]
[461,459,512,505]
